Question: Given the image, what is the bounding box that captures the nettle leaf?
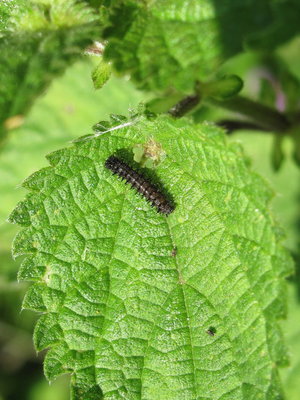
[200,75,244,100]
[0,0,99,142]
[102,0,273,92]
[10,116,293,399]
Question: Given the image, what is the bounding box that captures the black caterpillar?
[105,156,174,215]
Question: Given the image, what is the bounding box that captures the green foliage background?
[1,1,300,399]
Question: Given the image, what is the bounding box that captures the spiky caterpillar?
[105,155,174,215]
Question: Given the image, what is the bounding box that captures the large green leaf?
[0,0,99,144]
[10,116,293,399]
[102,0,273,92]
[101,0,300,93]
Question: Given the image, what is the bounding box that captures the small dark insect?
[206,327,217,336]
[168,94,200,118]
[171,247,177,257]
[105,156,174,215]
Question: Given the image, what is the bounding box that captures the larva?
[105,156,174,215]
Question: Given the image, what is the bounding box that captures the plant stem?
[208,96,290,133]
[216,119,270,134]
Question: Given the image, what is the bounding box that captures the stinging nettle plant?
[3,0,300,399]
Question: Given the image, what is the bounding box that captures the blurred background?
[0,46,300,399]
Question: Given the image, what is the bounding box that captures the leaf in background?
[92,58,112,89]
[0,0,99,144]
[247,0,300,51]
[9,116,293,399]
[146,92,184,114]
[201,75,243,100]
[102,0,273,92]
